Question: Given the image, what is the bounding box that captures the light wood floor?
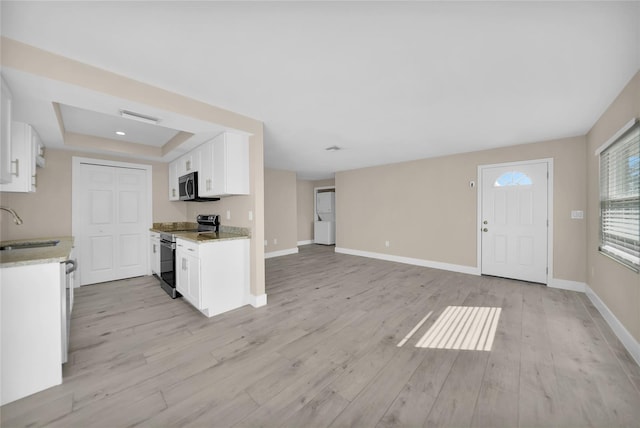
[2,244,640,427]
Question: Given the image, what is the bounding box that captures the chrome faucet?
[0,207,23,225]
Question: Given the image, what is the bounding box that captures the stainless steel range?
[158,214,220,298]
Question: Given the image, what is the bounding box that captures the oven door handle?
[160,240,176,250]
[64,259,77,275]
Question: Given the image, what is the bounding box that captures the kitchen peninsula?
[150,222,250,318]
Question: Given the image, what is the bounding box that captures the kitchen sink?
[0,240,60,251]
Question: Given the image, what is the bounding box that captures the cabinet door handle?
[153,244,156,254]
[182,258,187,270]
[186,160,191,171]
[188,248,195,252]
[207,179,211,191]
[172,188,176,197]
[32,175,37,188]
[11,159,19,177]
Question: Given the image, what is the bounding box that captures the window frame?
[596,118,640,272]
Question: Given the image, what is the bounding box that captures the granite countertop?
[173,231,249,243]
[150,222,250,244]
[149,222,198,233]
[0,236,75,267]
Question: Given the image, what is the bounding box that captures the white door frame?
[314,186,336,245]
[477,158,553,284]
[72,157,153,287]
[313,186,336,221]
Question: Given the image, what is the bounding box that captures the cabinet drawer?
[176,238,199,255]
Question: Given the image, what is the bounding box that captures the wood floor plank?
[2,244,639,427]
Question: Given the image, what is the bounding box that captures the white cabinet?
[168,160,179,201]
[150,232,161,275]
[0,76,13,184]
[1,262,63,405]
[177,152,194,177]
[0,122,43,193]
[176,239,202,309]
[199,132,249,197]
[196,140,214,194]
[175,238,249,318]
[167,132,249,201]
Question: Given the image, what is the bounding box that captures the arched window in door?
[494,171,533,187]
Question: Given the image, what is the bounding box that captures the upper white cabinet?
[177,152,194,177]
[199,132,249,197]
[167,132,249,200]
[0,122,43,193]
[168,159,179,201]
[0,76,13,184]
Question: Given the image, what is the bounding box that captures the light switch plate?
[571,210,584,219]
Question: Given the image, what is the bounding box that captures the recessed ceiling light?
[325,145,341,151]
[116,131,126,136]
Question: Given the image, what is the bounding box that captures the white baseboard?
[249,293,267,308]
[334,247,480,276]
[264,248,299,259]
[297,240,313,246]
[548,278,586,292]
[586,285,640,367]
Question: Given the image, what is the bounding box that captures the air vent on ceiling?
[119,109,160,125]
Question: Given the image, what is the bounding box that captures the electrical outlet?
[248,210,253,221]
[226,210,231,220]
[274,238,278,245]
[385,240,390,248]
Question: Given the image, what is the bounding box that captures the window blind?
[599,121,640,270]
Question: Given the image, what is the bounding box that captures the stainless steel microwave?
[178,172,219,202]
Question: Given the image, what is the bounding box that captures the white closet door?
[78,163,148,285]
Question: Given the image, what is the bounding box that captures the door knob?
[483,228,488,232]
[483,220,488,225]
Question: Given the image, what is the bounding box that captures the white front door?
[480,161,549,284]
[78,163,149,285]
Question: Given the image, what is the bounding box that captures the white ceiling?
[1,1,639,179]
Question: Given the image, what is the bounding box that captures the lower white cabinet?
[150,232,160,275]
[175,237,249,317]
[1,262,63,405]
[176,239,202,309]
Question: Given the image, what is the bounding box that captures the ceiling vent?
[120,109,160,125]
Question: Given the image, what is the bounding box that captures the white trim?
[477,158,554,285]
[548,278,586,293]
[335,247,480,276]
[595,118,638,156]
[248,293,267,308]
[586,285,640,367]
[297,240,313,246]
[72,157,153,287]
[264,247,299,259]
